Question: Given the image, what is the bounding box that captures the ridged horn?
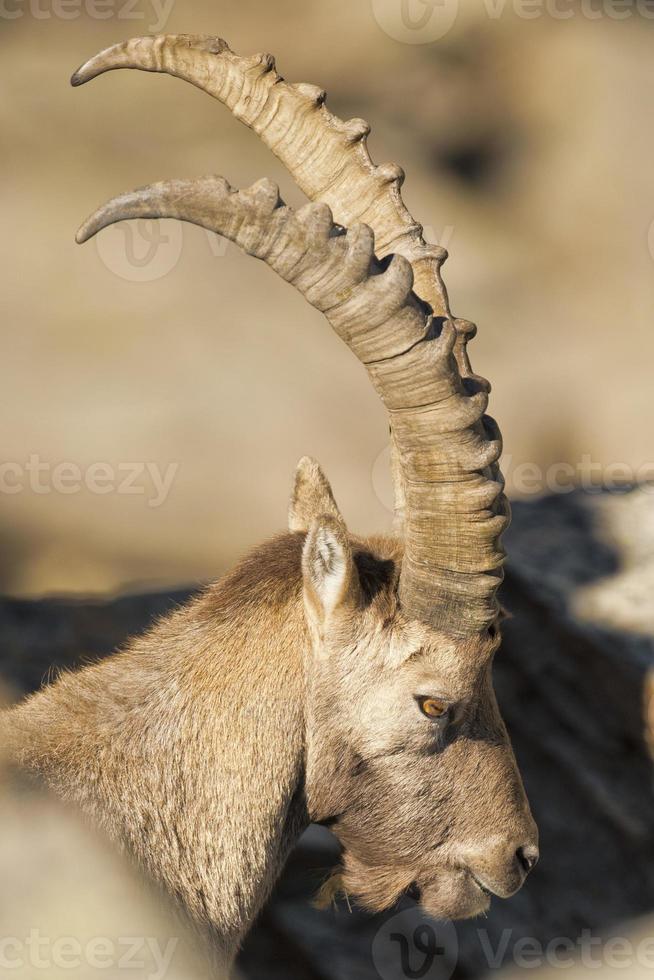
[70,35,497,547]
[76,175,507,635]
[70,35,450,314]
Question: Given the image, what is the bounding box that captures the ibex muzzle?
[3,32,538,966]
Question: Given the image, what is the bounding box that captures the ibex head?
[291,457,537,918]
[72,34,538,920]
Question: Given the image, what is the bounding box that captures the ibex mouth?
[468,872,494,898]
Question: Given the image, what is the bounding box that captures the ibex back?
[2,34,538,971]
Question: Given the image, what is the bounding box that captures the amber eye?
[417,696,448,720]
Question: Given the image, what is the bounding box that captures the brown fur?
[1,461,537,969]
[3,534,308,965]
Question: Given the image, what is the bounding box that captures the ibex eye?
[417,696,448,720]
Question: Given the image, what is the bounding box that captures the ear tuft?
[302,514,359,620]
[289,456,342,533]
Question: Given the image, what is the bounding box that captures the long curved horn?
[76,176,506,635]
[70,36,500,573]
[70,37,446,302]
[70,35,490,382]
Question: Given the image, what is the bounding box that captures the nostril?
[517,844,539,874]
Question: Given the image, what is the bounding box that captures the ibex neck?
[7,533,310,967]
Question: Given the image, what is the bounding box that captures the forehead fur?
[217,529,498,681]
[348,536,499,670]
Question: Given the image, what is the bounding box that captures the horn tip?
[75,222,94,244]
[70,58,100,87]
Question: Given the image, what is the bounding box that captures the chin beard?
[315,853,413,913]
[340,852,415,912]
[316,851,491,920]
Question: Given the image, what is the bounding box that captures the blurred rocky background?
[2,2,654,979]
[2,0,653,595]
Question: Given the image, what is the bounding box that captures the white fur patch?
[313,526,346,612]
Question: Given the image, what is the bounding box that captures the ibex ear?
[302,515,360,621]
[289,456,341,533]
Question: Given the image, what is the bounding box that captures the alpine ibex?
[2,34,538,971]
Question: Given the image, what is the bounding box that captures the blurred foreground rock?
[0,703,223,979]
[2,489,654,980]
